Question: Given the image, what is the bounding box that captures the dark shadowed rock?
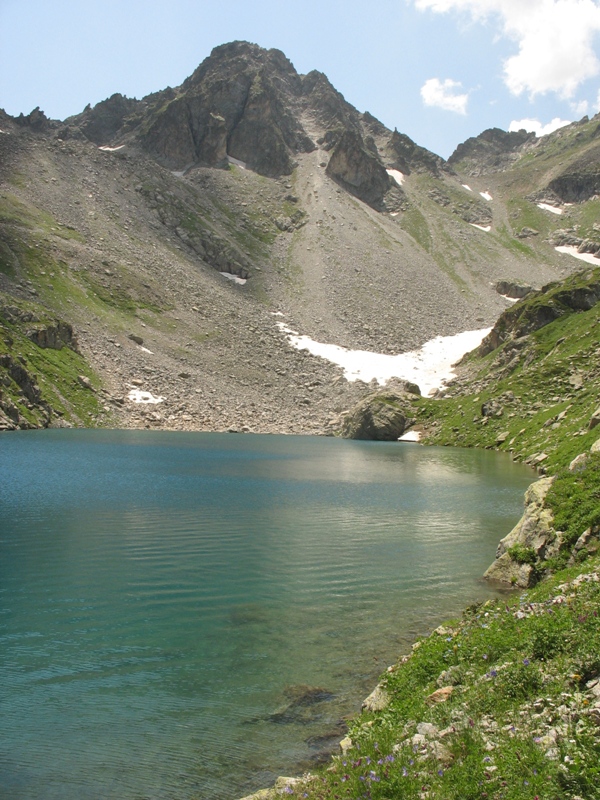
[67,94,141,145]
[495,280,533,299]
[15,107,50,132]
[385,129,450,177]
[326,130,391,209]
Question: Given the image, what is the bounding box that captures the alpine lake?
[0,429,535,800]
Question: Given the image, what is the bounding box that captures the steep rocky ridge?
[1,42,597,434]
[448,127,536,175]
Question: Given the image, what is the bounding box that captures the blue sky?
[1,0,600,158]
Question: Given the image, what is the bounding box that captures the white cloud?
[421,77,469,113]
[414,0,600,99]
[508,117,571,137]
[571,99,590,116]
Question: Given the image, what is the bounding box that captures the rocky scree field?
[1,41,595,435]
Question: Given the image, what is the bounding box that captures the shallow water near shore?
[0,430,534,800]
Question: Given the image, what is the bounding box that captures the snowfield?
[277,323,491,396]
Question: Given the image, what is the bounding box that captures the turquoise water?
[0,430,534,800]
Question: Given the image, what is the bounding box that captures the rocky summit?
[1,41,599,435]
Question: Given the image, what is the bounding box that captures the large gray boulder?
[484,477,557,587]
[340,391,413,441]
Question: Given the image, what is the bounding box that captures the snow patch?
[398,430,422,442]
[171,170,186,178]
[462,184,472,192]
[99,144,125,152]
[538,203,563,215]
[390,212,399,217]
[500,295,519,304]
[480,191,493,201]
[128,389,164,405]
[470,223,491,232]
[227,155,247,169]
[220,272,247,285]
[270,311,285,317]
[555,245,600,266]
[276,324,491,397]
[386,169,405,187]
[140,346,154,354]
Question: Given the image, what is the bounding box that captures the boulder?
[362,684,390,712]
[484,477,556,587]
[589,406,600,430]
[495,280,532,299]
[570,453,589,472]
[426,686,454,705]
[340,391,413,441]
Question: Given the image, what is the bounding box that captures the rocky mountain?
[1,41,599,434]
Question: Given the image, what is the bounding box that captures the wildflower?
[341,776,349,783]
[369,771,380,782]
[523,658,530,666]
[483,654,488,660]
[283,787,294,795]
[402,768,408,777]
[437,769,444,777]
[490,669,497,678]
[385,755,394,763]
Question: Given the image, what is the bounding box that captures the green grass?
[1,293,105,427]
[400,206,432,251]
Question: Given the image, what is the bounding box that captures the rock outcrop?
[448,127,536,175]
[384,129,450,177]
[340,391,414,440]
[484,477,557,587]
[136,42,315,175]
[326,130,391,210]
[479,268,600,356]
[495,280,532,299]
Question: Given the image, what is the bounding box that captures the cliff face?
[63,41,443,204]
